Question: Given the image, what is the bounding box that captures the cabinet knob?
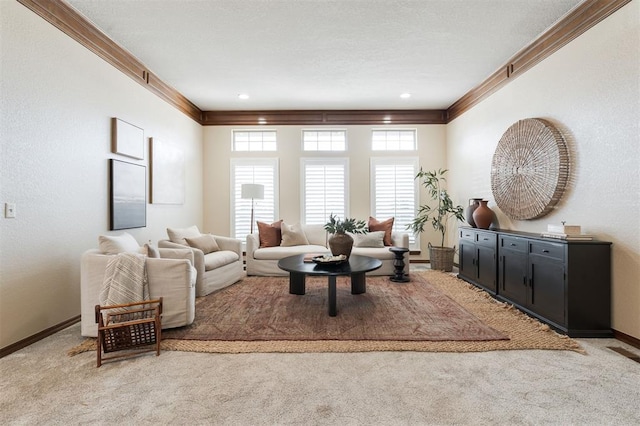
[543,249,550,253]
[510,243,516,246]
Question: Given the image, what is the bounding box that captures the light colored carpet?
[2,324,639,425]
[3,268,639,424]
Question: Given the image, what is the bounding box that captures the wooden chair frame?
[95,298,162,367]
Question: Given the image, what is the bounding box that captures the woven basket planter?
[429,244,455,272]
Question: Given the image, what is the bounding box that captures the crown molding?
[202,110,447,126]
[17,0,202,123]
[18,0,631,126]
[447,0,632,122]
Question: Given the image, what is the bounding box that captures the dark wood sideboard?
[458,227,612,338]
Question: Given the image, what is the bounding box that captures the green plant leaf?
[324,213,368,234]
[406,168,464,248]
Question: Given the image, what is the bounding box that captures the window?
[232,130,277,151]
[302,130,346,151]
[372,129,417,151]
[230,159,279,243]
[301,158,348,225]
[370,157,419,249]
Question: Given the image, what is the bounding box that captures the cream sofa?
[81,247,196,338]
[246,224,409,276]
[158,226,244,296]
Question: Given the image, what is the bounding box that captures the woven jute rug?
[69,270,582,355]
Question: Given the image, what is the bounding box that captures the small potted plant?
[324,214,367,258]
[408,168,464,271]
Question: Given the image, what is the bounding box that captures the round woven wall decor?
[491,118,569,220]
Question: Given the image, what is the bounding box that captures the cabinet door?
[477,246,496,292]
[459,241,476,280]
[499,249,528,305]
[529,255,565,326]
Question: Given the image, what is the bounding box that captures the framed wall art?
[111,117,144,160]
[150,138,185,204]
[110,159,146,230]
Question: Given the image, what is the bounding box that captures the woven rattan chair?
[95,298,162,367]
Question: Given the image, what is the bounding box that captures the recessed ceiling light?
[238,93,249,100]
[400,93,411,99]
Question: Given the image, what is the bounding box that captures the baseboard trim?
[0,315,81,359]
[408,259,460,268]
[613,329,640,350]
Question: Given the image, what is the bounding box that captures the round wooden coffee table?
[277,254,382,316]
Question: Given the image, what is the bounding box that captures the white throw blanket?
[99,252,149,307]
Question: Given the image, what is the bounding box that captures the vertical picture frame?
[110,159,146,230]
[150,138,185,204]
[112,117,144,160]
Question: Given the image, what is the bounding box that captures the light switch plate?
[5,203,16,218]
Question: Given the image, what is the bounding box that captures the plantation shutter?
[231,159,278,242]
[371,158,419,248]
[302,159,348,225]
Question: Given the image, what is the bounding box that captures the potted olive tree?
[408,168,464,271]
[324,214,367,258]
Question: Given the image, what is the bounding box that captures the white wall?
[2,0,637,348]
[446,1,640,339]
[0,1,204,349]
[203,125,447,256]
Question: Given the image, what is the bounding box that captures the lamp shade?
[241,183,264,200]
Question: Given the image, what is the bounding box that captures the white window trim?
[231,129,277,152]
[300,157,349,225]
[230,158,279,244]
[370,156,420,249]
[301,129,348,151]
[371,128,418,151]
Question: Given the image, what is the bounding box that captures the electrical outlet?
[5,203,16,218]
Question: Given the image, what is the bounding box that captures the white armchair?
[81,247,196,337]
[158,226,244,296]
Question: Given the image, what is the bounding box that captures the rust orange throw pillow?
[368,216,394,246]
[257,220,282,248]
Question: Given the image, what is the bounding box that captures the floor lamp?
[241,183,264,235]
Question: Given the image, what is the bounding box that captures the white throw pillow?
[350,231,385,248]
[280,222,310,246]
[167,225,201,245]
[98,232,140,254]
[143,242,161,258]
[304,224,328,246]
[185,234,220,254]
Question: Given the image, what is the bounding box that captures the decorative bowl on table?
[312,254,347,265]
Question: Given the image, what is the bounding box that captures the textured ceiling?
[67,0,584,111]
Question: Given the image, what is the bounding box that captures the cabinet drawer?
[475,231,495,247]
[530,241,564,260]
[500,236,527,252]
[460,229,475,241]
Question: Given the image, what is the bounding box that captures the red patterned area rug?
[164,272,507,342]
[69,270,581,354]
